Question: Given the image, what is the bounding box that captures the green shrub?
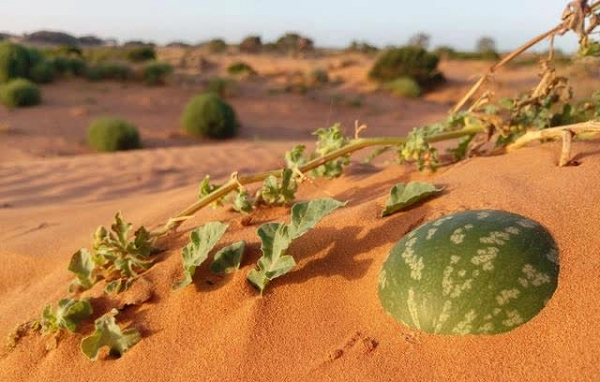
[29,61,55,84]
[67,58,88,76]
[85,62,132,81]
[87,117,141,152]
[0,79,41,108]
[126,46,156,62]
[384,77,421,98]
[55,44,82,57]
[206,76,235,97]
[26,48,45,68]
[369,46,444,88]
[143,61,173,85]
[0,42,30,83]
[50,56,70,74]
[227,61,256,76]
[181,92,239,139]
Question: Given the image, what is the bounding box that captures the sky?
[0,0,580,51]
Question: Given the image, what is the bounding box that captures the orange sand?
[1,139,599,381]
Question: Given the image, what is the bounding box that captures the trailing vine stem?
[149,125,485,237]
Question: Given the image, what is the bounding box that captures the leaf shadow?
[268,205,432,291]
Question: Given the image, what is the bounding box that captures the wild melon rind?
[378,210,559,335]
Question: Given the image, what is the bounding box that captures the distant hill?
[21,30,106,46]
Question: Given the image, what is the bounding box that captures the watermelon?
[378,210,559,335]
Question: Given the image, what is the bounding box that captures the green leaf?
[172,222,229,289]
[41,298,93,335]
[288,198,347,238]
[232,189,253,213]
[381,181,443,217]
[80,309,141,361]
[363,146,392,164]
[247,198,346,292]
[104,278,136,294]
[257,168,297,205]
[285,144,307,170]
[448,134,475,161]
[198,175,225,208]
[68,249,98,292]
[111,212,132,247]
[311,124,350,178]
[209,241,246,274]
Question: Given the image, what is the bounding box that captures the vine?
[7,0,600,361]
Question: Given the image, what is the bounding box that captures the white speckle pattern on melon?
[378,210,559,335]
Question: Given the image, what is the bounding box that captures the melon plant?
[378,210,559,335]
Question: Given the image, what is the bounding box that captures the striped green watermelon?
[378,210,559,335]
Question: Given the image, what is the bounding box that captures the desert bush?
[0,42,30,83]
[55,44,83,57]
[384,77,421,98]
[29,61,55,84]
[206,76,236,97]
[26,48,45,68]
[0,79,41,108]
[346,40,378,54]
[50,56,71,74]
[143,62,173,85]
[85,62,132,81]
[275,32,314,53]
[207,39,227,53]
[227,61,256,76]
[87,117,141,152]
[407,33,431,49]
[239,36,262,53]
[67,58,88,76]
[181,92,239,139]
[369,46,444,88]
[308,68,329,86]
[126,46,156,62]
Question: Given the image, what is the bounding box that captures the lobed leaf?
[381,181,443,217]
[232,189,253,213]
[172,222,229,289]
[68,249,98,292]
[209,240,246,274]
[284,144,307,170]
[247,198,345,293]
[80,309,141,361]
[41,298,93,335]
[257,168,297,205]
[198,175,225,208]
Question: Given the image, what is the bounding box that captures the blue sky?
[0,0,579,51]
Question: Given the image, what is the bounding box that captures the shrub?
[308,68,329,86]
[206,76,235,97]
[369,46,444,88]
[85,62,132,81]
[29,61,56,84]
[50,56,70,74]
[384,77,421,98]
[26,48,45,68]
[126,46,156,62]
[0,79,41,108]
[143,62,173,85]
[227,61,256,76]
[67,58,88,76]
[55,44,82,57]
[181,92,239,139]
[87,118,141,152]
[239,36,262,53]
[0,42,30,83]
[207,39,227,53]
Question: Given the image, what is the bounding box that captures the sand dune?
[1,138,599,381]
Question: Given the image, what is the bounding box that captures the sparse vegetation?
[369,46,444,88]
[143,61,173,85]
[181,92,239,139]
[207,38,228,53]
[308,68,329,86]
[227,61,256,76]
[85,62,132,82]
[239,35,262,53]
[384,77,421,98]
[0,42,30,83]
[29,61,55,84]
[87,118,141,152]
[126,46,156,62]
[0,79,41,108]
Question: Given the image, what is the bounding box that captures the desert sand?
[1,53,599,381]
